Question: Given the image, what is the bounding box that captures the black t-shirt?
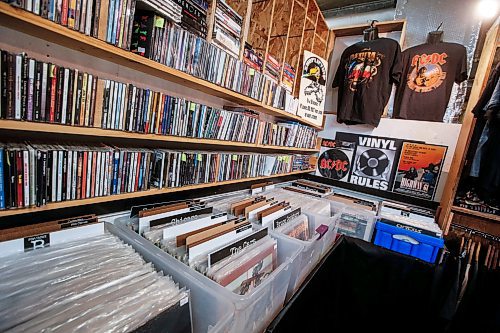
[333,38,402,127]
[393,42,468,122]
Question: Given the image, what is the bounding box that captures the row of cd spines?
[0,50,318,148]
[0,143,312,210]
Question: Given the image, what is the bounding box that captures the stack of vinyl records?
[137,0,182,23]
[5,0,101,37]
[97,79,261,143]
[173,0,208,38]
[130,12,265,101]
[104,0,137,49]
[0,50,98,126]
[212,0,242,57]
[135,199,278,296]
[260,121,318,149]
[0,222,191,333]
[243,43,264,72]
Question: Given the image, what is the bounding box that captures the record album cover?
[392,142,447,201]
[315,138,355,182]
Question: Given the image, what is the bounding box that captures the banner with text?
[297,51,328,127]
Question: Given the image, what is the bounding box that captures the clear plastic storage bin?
[112,221,302,333]
[335,208,376,241]
[107,223,234,333]
[270,212,338,302]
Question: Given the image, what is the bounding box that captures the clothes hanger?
[427,22,444,44]
[363,20,379,42]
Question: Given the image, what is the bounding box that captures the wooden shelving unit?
[0,120,320,153]
[451,206,500,223]
[0,2,322,130]
[0,169,315,217]
[0,0,327,217]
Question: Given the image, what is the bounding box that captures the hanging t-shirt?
[332,38,402,127]
[393,42,468,122]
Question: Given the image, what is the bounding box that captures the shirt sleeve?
[390,43,403,85]
[455,45,468,83]
[332,53,346,88]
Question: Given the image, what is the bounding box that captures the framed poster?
[392,143,447,200]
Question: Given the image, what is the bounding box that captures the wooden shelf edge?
[0,3,323,130]
[451,206,500,223]
[0,169,315,217]
[0,120,320,152]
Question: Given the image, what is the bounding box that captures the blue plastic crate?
[373,221,444,263]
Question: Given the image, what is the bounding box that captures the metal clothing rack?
[450,223,500,243]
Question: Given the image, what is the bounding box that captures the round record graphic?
[358,149,389,177]
[318,149,351,180]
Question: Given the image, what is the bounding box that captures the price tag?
[197,154,203,161]
[232,154,238,161]
[155,17,165,28]
[249,68,255,76]
[181,153,187,162]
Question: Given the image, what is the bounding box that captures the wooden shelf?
[0,3,322,130]
[0,120,320,153]
[452,206,500,223]
[0,169,315,217]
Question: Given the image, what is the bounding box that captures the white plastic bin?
[107,223,234,333]
[112,222,302,333]
[270,212,338,302]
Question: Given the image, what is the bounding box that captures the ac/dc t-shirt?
[393,42,468,122]
[333,38,402,127]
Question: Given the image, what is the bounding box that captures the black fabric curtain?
[266,237,500,333]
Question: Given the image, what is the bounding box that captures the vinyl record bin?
[269,212,339,302]
[113,221,302,333]
[107,223,234,333]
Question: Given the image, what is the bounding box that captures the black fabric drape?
[266,237,498,333]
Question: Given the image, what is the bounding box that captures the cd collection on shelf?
[0,142,313,210]
[5,0,102,37]
[0,220,192,333]
[97,78,261,142]
[0,50,98,126]
[130,10,265,101]
[0,49,318,149]
[212,0,242,57]
[260,121,318,149]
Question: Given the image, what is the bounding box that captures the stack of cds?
[138,0,182,23]
[243,44,264,71]
[282,63,296,92]
[0,231,191,333]
[173,0,208,38]
[264,54,280,81]
[261,121,318,149]
[212,0,243,57]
